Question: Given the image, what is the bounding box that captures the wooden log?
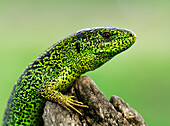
[43,76,147,126]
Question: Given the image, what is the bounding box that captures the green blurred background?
[0,0,170,125]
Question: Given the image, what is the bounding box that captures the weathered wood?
[43,76,147,126]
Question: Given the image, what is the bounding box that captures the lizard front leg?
[37,68,88,115]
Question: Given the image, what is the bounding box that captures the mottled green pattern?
[3,27,136,125]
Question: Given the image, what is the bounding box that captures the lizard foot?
[58,95,88,115]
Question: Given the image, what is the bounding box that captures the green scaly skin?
[3,26,136,125]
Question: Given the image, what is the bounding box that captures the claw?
[62,104,71,112]
[69,96,76,99]
[66,102,83,115]
[68,100,88,108]
[71,99,84,105]
[59,95,88,115]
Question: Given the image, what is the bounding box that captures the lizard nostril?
[129,33,133,37]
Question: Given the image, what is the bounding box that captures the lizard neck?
[67,53,110,75]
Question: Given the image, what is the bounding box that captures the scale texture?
[3,27,136,125]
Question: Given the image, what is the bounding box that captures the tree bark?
[43,76,147,126]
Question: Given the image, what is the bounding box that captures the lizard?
[3,26,136,125]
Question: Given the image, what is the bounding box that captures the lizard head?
[75,26,136,61]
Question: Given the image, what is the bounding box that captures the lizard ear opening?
[76,43,80,53]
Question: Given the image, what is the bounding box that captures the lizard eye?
[76,43,80,53]
[102,32,111,39]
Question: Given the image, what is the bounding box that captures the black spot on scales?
[76,43,80,53]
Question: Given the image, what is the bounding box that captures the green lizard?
[3,26,136,125]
